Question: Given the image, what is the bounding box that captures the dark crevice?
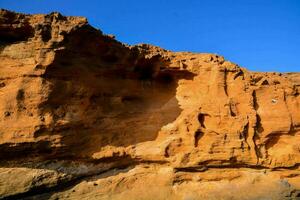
[233,70,244,80]
[241,122,250,150]
[175,166,207,172]
[255,114,264,133]
[1,158,169,200]
[164,145,170,158]
[252,90,259,110]
[2,162,134,200]
[176,163,300,172]
[251,90,263,161]
[224,68,228,96]
[261,79,269,85]
[194,130,204,147]
[198,113,210,128]
[35,24,52,42]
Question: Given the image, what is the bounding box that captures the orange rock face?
[0,9,299,199]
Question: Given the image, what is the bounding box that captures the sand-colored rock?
[0,9,299,199]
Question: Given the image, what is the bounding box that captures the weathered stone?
[0,9,299,199]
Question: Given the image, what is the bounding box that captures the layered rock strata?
[0,9,299,199]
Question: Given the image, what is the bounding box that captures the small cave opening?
[31,33,197,158]
[194,130,204,147]
[261,79,269,85]
[198,113,210,128]
[133,55,162,81]
[40,24,52,42]
[155,71,175,84]
[135,64,156,80]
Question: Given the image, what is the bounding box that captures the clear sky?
[1,0,299,72]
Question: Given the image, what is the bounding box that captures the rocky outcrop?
[0,9,299,199]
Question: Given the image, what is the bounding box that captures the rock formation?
[0,9,299,199]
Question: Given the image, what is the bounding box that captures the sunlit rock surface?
[0,9,299,199]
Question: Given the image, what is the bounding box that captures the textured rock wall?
[0,9,299,199]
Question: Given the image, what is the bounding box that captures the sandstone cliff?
[0,9,299,199]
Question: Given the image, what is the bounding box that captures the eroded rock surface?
[0,9,299,199]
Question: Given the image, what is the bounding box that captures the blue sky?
[1,0,299,72]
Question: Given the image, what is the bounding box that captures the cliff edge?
[0,9,299,199]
